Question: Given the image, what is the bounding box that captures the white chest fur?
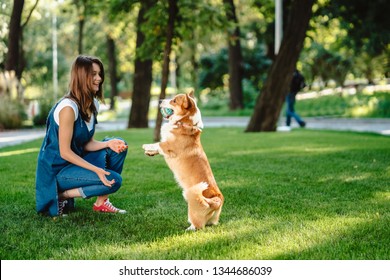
[160,123,174,142]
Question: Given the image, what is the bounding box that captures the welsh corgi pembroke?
[142,92,224,230]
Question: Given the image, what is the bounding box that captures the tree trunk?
[246,0,314,132]
[153,0,178,142]
[78,17,84,54]
[188,30,200,102]
[106,35,118,110]
[73,0,86,54]
[18,0,38,81]
[127,0,154,128]
[190,46,200,102]
[5,0,24,74]
[224,0,244,110]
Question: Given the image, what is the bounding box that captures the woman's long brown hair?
[67,55,105,122]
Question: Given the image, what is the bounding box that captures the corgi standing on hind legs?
[142,91,224,231]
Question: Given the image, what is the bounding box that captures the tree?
[246,0,314,132]
[106,35,118,110]
[4,0,39,98]
[128,0,155,128]
[223,0,243,110]
[72,0,103,55]
[4,0,24,77]
[317,0,389,83]
[153,0,178,142]
[330,0,389,57]
[73,0,87,54]
[309,43,352,87]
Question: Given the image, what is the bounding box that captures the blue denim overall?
[35,99,127,216]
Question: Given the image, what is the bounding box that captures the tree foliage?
[0,0,388,130]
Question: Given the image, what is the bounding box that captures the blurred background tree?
[0,0,388,131]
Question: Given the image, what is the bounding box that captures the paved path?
[0,117,389,148]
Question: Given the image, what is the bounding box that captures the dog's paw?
[142,144,159,156]
[142,144,153,150]
[186,225,197,231]
[144,150,159,156]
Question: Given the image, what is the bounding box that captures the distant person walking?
[286,69,306,128]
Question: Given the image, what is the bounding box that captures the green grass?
[1,128,389,260]
[296,91,390,118]
[199,91,390,118]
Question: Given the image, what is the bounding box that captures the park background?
[1,0,389,130]
[1,0,389,262]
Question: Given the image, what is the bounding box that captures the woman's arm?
[58,107,115,187]
[84,137,128,154]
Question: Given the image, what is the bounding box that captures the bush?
[296,91,390,118]
[347,91,390,118]
[0,96,27,130]
[33,99,53,126]
[242,79,259,109]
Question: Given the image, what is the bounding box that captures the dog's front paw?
[144,150,159,156]
[186,224,198,231]
[142,144,159,156]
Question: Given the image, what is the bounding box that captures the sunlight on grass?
[0,147,40,157]
[262,146,346,155]
[317,172,372,184]
[265,217,370,259]
[342,173,371,183]
[227,150,264,156]
[54,223,261,259]
[54,216,370,260]
[302,147,344,153]
[371,191,390,203]
[226,146,344,157]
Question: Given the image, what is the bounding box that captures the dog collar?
[175,121,203,132]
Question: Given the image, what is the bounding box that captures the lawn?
[198,90,390,118]
[0,128,389,260]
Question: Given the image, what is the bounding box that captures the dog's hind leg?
[185,182,210,231]
[187,210,207,231]
[206,205,222,226]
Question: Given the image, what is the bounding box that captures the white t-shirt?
[54,98,99,131]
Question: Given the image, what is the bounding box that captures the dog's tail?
[185,182,222,210]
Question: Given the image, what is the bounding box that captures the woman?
[36,55,128,217]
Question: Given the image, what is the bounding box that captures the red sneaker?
[93,198,126,214]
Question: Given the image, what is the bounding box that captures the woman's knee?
[107,171,123,190]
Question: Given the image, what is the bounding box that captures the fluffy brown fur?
[142,92,224,230]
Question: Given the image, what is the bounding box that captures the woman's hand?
[95,167,115,187]
[106,139,128,154]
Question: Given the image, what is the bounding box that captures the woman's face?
[91,63,102,93]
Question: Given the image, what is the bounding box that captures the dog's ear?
[188,90,194,98]
[184,94,194,109]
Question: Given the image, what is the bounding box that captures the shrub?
[242,79,259,109]
[0,96,27,130]
[33,99,53,126]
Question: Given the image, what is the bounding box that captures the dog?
[142,92,224,231]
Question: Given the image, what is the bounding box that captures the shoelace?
[58,200,68,216]
[104,199,119,212]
